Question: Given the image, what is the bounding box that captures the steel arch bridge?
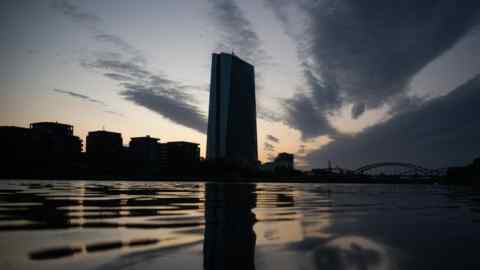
[354,162,434,176]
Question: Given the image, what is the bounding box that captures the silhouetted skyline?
[1,1,480,169]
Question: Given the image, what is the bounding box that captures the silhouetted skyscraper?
[206,53,258,165]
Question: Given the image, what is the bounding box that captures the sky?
[1,0,480,170]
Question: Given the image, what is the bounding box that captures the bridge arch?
[354,162,433,176]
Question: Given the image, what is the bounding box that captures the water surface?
[0,180,479,269]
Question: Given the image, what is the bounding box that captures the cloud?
[257,106,283,122]
[103,110,125,117]
[264,142,275,152]
[52,0,207,134]
[305,75,480,169]
[297,144,306,155]
[84,59,150,80]
[53,88,126,116]
[103,73,132,81]
[94,34,142,58]
[351,103,366,119]
[50,0,100,24]
[83,56,207,134]
[208,0,269,64]
[283,94,335,140]
[266,134,279,143]
[122,89,206,133]
[53,89,105,105]
[266,0,480,138]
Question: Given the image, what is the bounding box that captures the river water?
[0,180,479,269]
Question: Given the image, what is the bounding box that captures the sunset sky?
[1,0,480,169]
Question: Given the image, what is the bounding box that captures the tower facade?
[206,53,258,165]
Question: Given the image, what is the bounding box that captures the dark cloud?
[84,56,207,134]
[103,73,132,82]
[297,144,306,155]
[257,106,283,122]
[53,0,207,134]
[208,0,269,64]
[122,89,206,133]
[283,94,335,140]
[266,134,279,143]
[83,59,150,80]
[95,34,140,57]
[267,0,480,137]
[387,94,426,115]
[305,75,480,169]
[50,0,100,24]
[53,89,105,105]
[264,142,275,152]
[53,88,125,116]
[351,103,366,119]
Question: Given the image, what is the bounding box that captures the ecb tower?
[206,53,258,165]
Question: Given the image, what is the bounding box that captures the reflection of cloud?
[312,236,390,270]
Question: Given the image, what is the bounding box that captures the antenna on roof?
[232,50,235,56]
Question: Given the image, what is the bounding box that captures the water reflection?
[204,183,257,270]
[0,181,480,269]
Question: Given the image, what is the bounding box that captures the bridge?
[353,162,442,177]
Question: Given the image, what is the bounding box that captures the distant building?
[274,153,294,170]
[86,130,123,157]
[86,130,123,171]
[0,126,31,164]
[259,161,276,172]
[260,152,295,172]
[29,122,82,159]
[129,135,160,163]
[164,141,200,171]
[0,122,82,177]
[30,122,74,136]
[206,52,258,166]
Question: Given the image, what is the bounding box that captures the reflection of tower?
[204,183,257,270]
[206,53,258,165]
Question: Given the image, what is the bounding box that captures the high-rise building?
[1,123,82,177]
[129,135,160,163]
[0,126,32,166]
[164,141,200,171]
[86,130,123,170]
[87,130,123,157]
[29,122,82,159]
[206,52,258,165]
